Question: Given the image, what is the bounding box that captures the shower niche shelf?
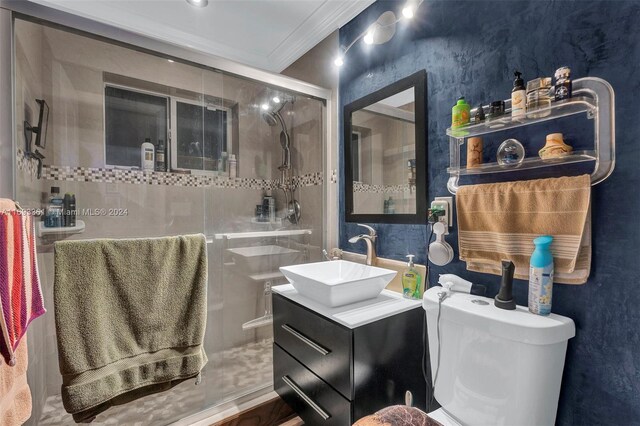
[37,220,85,238]
[446,77,615,194]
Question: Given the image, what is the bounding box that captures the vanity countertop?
[272,284,422,329]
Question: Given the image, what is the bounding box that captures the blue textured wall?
[338,1,640,424]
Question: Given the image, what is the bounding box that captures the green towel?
[53,234,208,422]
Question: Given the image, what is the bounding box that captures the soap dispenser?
[402,255,422,299]
[511,71,526,118]
[494,260,516,310]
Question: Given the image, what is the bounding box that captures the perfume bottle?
[554,67,572,101]
[526,77,552,118]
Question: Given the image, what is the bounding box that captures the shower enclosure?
[1,6,328,425]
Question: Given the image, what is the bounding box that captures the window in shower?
[104,85,169,168]
[171,99,231,174]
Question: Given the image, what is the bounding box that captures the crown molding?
[268,0,375,72]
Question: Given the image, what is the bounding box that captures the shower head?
[261,98,287,127]
[262,102,292,171]
[262,112,278,127]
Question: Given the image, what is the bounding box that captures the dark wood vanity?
[272,291,426,425]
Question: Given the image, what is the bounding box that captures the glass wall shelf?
[446,77,615,194]
[446,97,596,138]
[448,150,596,176]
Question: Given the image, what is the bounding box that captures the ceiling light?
[272,97,281,104]
[363,30,375,45]
[402,0,422,19]
[261,103,270,111]
[167,59,174,63]
[402,6,414,19]
[186,0,208,8]
[334,55,344,67]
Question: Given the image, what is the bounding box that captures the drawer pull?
[282,375,331,421]
[281,324,330,356]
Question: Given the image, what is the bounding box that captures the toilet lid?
[427,408,462,426]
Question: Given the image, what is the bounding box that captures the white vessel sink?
[280,260,397,307]
[227,245,301,273]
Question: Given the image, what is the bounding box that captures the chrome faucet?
[322,248,343,261]
[348,224,377,266]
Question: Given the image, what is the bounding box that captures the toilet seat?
[427,408,462,426]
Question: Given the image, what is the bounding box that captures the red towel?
[0,201,45,366]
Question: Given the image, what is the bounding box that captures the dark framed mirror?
[344,70,427,224]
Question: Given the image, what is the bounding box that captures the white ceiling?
[29,0,374,72]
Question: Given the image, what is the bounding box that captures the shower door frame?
[0,7,14,201]
[0,0,335,249]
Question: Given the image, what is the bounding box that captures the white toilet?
[422,286,575,426]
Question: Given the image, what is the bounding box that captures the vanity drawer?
[273,294,352,399]
[274,344,351,426]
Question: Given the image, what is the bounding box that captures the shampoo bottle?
[63,193,72,227]
[141,138,155,171]
[528,235,554,315]
[511,71,526,118]
[451,97,471,128]
[402,254,422,299]
[44,186,63,228]
[228,154,237,178]
[155,140,166,172]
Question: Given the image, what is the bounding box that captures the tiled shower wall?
[14,17,325,425]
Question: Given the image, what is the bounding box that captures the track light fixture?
[333,1,423,67]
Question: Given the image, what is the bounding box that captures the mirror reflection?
[351,88,416,215]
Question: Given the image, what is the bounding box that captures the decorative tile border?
[16,149,39,178]
[40,164,281,189]
[17,149,323,190]
[353,182,412,194]
[291,172,323,187]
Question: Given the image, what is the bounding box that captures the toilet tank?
[423,287,575,426]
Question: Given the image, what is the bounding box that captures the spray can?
[528,235,554,315]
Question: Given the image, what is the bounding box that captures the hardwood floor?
[278,417,303,426]
[211,396,297,426]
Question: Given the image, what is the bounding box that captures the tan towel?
[0,338,32,426]
[54,234,208,422]
[456,175,591,285]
